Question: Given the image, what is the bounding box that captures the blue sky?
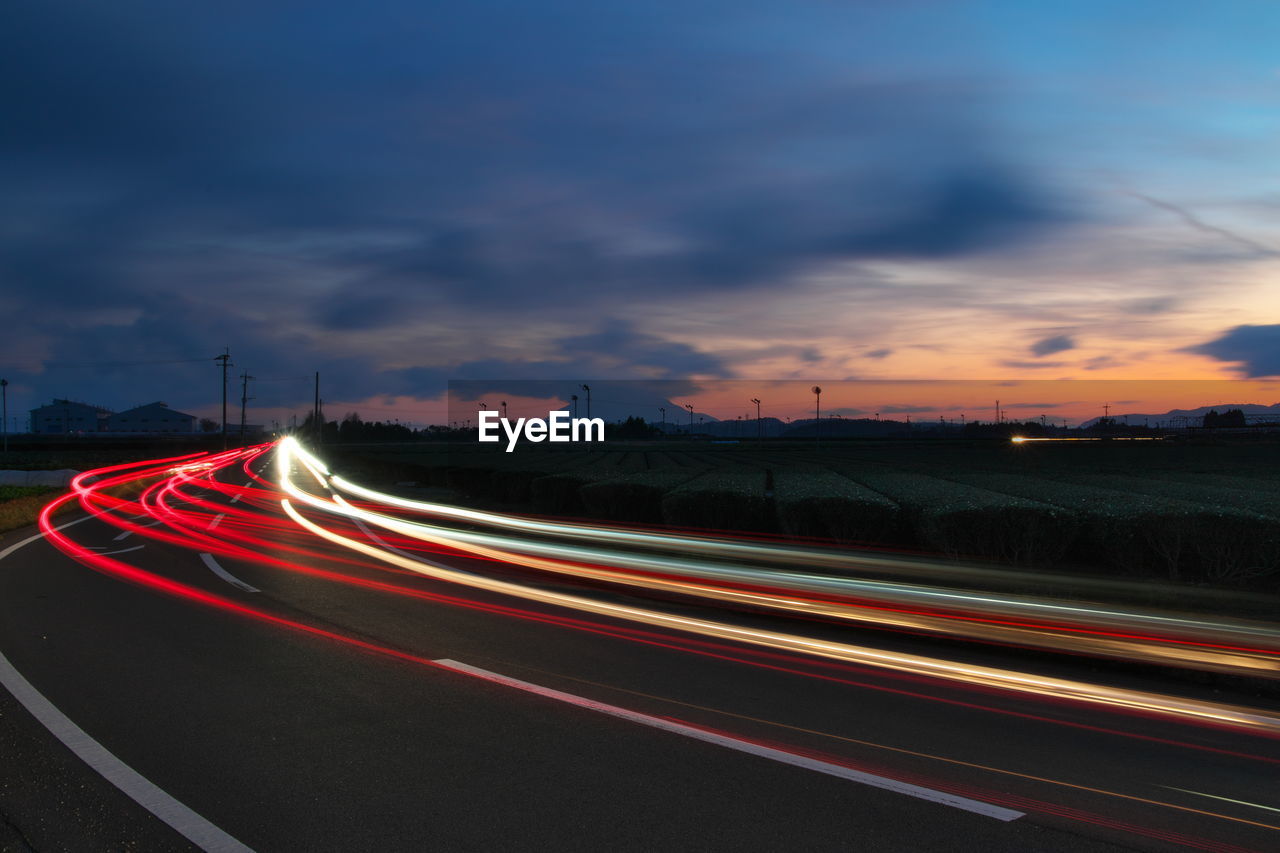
[2,1,1278,425]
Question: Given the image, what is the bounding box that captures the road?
[1,441,1278,851]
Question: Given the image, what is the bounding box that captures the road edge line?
[0,516,255,852]
[434,658,1024,823]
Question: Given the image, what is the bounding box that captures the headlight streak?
[46,440,1280,741]
[35,463,1280,853]
[324,461,1270,629]
[276,440,1280,680]
[273,440,1280,736]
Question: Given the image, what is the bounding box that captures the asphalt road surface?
[1,443,1277,852]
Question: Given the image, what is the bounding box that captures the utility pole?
[685,403,694,431]
[659,407,666,432]
[215,349,231,449]
[313,372,321,446]
[239,370,254,447]
[571,395,578,419]
[0,379,7,456]
[501,401,508,419]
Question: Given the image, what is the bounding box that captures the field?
[326,439,1280,591]
[0,485,65,534]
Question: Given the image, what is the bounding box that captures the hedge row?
[659,469,773,533]
[771,467,901,545]
[936,469,1280,583]
[837,466,1075,566]
[331,446,1280,586]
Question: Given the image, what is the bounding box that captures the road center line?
[229,495,241,504]
[207,513,225,531]
[112,529,133,541]
[99,545,146,558]
[433,658,1023,822]
[1162,786,1280,815]
[198,553,259,593]
[0,517,254,852]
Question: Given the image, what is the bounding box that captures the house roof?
[110,401,197,419]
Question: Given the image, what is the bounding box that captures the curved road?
[1,443,1278,851]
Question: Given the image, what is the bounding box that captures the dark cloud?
[1188,325,1280,377]
[3,1,1078,413]
[864,349,893,359]
[381,323,724,398]
[1030,335,1075,357]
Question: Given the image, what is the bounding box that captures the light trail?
[273,438,1280,736]
[278,439,1280,680]
[44,439,1280,737]
[27,441,1280,851]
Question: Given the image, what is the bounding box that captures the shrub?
[579,471,702,523]
[660,469,775,533]
[772,468,902,545]
[839,467,1076,565]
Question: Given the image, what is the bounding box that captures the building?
[29,399,113,434]
[105,402,197,434]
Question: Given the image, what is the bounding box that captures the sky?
[3,1,1279,428]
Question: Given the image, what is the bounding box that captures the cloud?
[1131,194,1278,258]
[3,2,1075,334]
[1030,335,1075,357]
[1000,360,1068,369]
[1188,325,1280,377]
[864,348,893,359]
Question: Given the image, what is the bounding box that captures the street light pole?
[751,397,761,444]
[685,403,693,432]
[812,385,822,447]
[580,384,591,418]
[0,379,7,456]
[659,407,666,433]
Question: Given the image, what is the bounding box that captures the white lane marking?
[114,519,163,541]
[229,495,241,504]
[0,652,254,853]
[86,545,145,557]
[1162,786,1280,815]
[97,545,146,558]
[0,515,96,561]
[0,520,254,852]
[207,513,225,531]
[198,553,259,593]
[434,659,1024,823]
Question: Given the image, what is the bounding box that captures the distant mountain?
[1079,402,1280,428]
[551,393,719,427]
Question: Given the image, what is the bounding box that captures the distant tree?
[606,416,660,439]
[199,418,219,433]
[1204,408,1246,428]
